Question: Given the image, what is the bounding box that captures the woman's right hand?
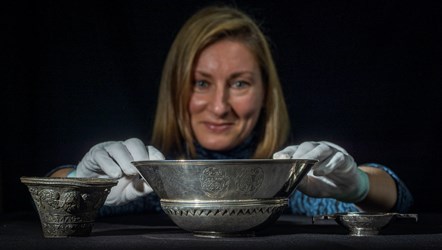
[74,138,165,206]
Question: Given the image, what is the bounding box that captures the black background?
[4,0,441,213]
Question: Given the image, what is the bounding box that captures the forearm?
[356,166,397,212]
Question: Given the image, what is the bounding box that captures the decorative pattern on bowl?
[21,177,117,238]
[161,199,288,238]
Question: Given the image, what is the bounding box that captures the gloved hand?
[71,138,165,206]
[273,141,369,203]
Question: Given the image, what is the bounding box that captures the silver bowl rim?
[161,198,288,205]
[332,212,419,221]
[314,212,419,223]
[20,176,118,187]
[335,212,399,217]
[132,158,318,166]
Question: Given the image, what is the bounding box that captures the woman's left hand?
[273,141,369,203]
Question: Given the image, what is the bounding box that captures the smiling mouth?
[203,122,233,133]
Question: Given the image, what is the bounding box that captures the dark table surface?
[1,211,442,250]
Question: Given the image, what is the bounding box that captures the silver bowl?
[21,177,118,238]
[314,212,418,236]
[133,159,316,237]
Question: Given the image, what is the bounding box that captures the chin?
[200,141,237,152]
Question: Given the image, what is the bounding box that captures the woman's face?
[189,39,264,151]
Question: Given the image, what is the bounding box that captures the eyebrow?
[194,70,255,80]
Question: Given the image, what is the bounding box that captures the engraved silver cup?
[21,177,117,238]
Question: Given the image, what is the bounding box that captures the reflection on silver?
[133,159,316,237]
[313,212,418,236]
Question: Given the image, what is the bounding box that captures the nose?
[209,85,230,116]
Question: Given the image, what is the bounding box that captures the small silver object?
[313,212,418,236]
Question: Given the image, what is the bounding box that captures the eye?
[194,80,209,91]
[231,80,250,89]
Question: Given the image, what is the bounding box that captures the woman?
[50,5,413,216]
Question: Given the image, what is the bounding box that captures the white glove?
[71,138,165,206]
[273,141,369,203]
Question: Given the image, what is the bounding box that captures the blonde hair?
[151,5,290,159]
